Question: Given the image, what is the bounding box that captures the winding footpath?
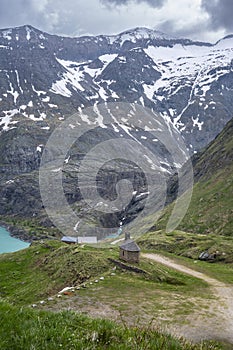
[142,253,233,345]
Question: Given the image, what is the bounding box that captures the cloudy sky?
[0,0,232,42]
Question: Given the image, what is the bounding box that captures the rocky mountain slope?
[0,25,233,238]
[1,25,233,152]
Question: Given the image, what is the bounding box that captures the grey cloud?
[0,0,167,36]
[201,0,233,31]
[0,0,52,31]
[157,20,212,43]
[0,0,79,34]
[101,0,166,8]
[0,0,226,43]
[0,0,31,27]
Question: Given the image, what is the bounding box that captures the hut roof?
[120,239,140,252]
[61,236,78,243]
[77,236,97,244]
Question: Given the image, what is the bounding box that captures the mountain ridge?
[1,24,232,152]
[0,24,212,44]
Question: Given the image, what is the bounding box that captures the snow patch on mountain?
[0,109,19,131]
[26,26,31,41]
[50,78,73,97]
[99,54,118,64]
[7,80,19,104]
[2,29,12,40]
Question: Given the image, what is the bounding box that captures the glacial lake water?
[0,226,30,254]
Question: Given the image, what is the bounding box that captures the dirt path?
[142,253,233,344]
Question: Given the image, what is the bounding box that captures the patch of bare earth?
[142,253,233,344]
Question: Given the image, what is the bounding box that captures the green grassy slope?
[136,119,233,269]
[157,164,233,237]
[0,242,225,349]
[0,240,206,305]
[157,118,233,237]
[193,117,233,181]
[0,301,223,350]
[0,241,112,305]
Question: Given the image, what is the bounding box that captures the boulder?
[198,251,216,261]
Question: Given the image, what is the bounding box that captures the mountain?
[136,118,233,265]
[1,25,233,151]
[156,117,233,237]
[0,25,233,238]
[192,117,233,180]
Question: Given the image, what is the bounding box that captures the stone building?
[119,233,140,263]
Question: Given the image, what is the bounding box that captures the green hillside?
[0,300,222,350]
[0,241,226,349]
[0,240,206,305]
[136,119,233,268]
[193,117,233,181]
[157,118,233,237]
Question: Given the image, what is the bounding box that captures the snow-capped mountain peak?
[0,25,233,153]
[0,24,49,42]
[109,27,176,44]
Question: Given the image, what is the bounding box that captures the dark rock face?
[0,25,233,236]
[0,122,51,178]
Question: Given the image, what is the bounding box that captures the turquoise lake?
[0,226,29,254]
